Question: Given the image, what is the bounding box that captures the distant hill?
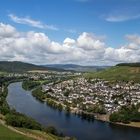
[44,64,110,72]
[116,63,140,67]
[0,61,48,73]
[85,65,140,82]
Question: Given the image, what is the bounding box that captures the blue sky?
[0,0,140,65]
[1,0,140,46]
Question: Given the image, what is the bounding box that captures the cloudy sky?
[0,0,140,65]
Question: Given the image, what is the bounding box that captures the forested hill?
[116,63,140,67]
[0,61,48,73]
[44,64,109,72]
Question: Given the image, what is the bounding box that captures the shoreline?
[31,86,140,129]
[45,98,140,129]
[44,98,140,129]
[94,114,140,129]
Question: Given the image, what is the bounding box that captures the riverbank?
[112,122,140,129]
[0,119,33,140]
[43,97,140,129]
[31,86,140,128]
[0,115,63,140]
[94,114,140,129]
[7,82,140,140]
[44,98,140,129]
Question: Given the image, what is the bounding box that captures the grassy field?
[0,123,64,140]
[0,124,33,140]
[85,66,140,82]
[16,128,63,140]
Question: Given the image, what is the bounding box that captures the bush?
[46,126,58,135]
[0,104,10,115]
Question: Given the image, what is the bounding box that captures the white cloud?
[125,34,140,45]
[104,47,132,62]
[77,32,105,50]
[104,35,140,63]
[0,23,18,38]
[63,38,76,47]
[9,14,58,30]
[0,23,140,65]
[105,14,140,22]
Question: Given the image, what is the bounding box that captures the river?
[6,82,140,140]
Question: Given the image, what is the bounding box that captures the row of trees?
[46,99,63,111]
[22,80,40,90]
[32,87,46,101]
[5,111,42,130]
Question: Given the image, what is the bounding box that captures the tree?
[65,105,70,112]
[58,103,63,111]
[64,90,70,97]
[46,126,58,135]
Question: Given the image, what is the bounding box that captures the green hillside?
[0,124,33,140]
[85,66,140,82]
[0,61,48,73]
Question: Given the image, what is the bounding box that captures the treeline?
[46,99,63,111]
[0,76,26,86]
[32,87,45,101]
[109,104,140,123]
[76,111,95,122]
[5,111,42,130]
[0,76,26,116]
[22,80,40,90]
[116,63,140,67]
[5,110,64,137]
[0,85,10,115]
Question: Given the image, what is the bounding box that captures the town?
[42,77,140,114]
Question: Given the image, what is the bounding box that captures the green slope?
[16,128,63,140]
[0,124,33,140]
[85,66,140,82]
[0,124,63,140]
[0,61,48,73]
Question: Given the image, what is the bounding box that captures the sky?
[0,0,140,65]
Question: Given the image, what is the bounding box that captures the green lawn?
[0,124,33,140]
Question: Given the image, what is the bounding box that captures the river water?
[6,82,140,140]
